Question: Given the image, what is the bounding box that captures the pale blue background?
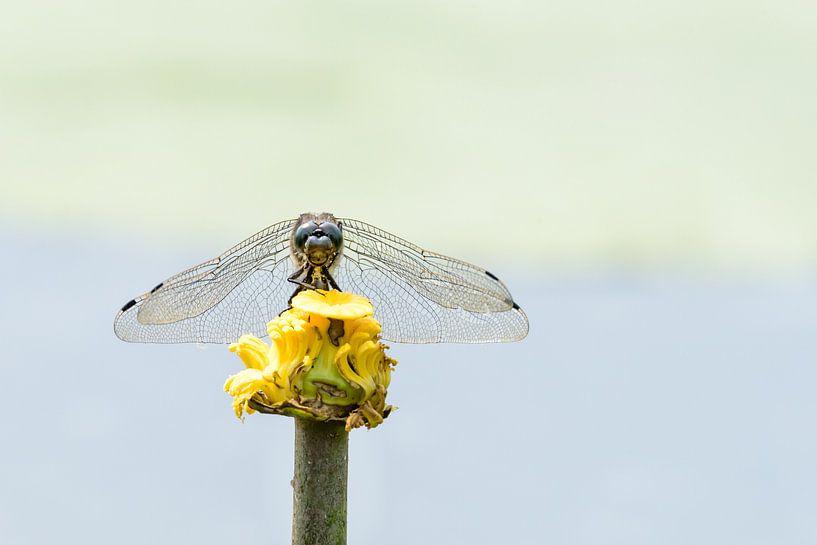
[1,231,815,544]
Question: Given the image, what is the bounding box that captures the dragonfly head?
[294,217,343,267]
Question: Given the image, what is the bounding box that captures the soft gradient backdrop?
[1,1,815,544]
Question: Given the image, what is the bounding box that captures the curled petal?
[228,335,271,371]
[224,369,268,418]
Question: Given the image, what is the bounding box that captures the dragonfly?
[114,212,529,344]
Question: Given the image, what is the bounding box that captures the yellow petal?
[228,335,271,371]
[291,290,374,320]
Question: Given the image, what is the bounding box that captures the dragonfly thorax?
[306,266,332,291]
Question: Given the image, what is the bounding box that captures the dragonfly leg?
[287,263,307,283]
[324,269,342,291]
[287,265,328,305]
[288,264,320,290]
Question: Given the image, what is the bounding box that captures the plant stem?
[292,418,348,545]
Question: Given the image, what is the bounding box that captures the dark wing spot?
[121,299,137,312]
[512,301,521,310]
[150,282,164,294]
[485,270,500,281]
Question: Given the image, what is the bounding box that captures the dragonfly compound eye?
[319,222,343,249]
[293,221,318,252]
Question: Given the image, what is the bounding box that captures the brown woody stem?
[292,417,348,545]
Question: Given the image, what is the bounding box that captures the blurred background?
[1,1,816,544]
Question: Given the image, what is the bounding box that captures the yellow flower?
[224,290,396,430]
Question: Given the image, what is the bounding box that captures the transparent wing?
[114,219,298,344]
[335,218,529,343]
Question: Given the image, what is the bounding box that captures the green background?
[2,0,816,269]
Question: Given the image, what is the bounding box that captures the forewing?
[114,219,297,344]
[335,218,529,343]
